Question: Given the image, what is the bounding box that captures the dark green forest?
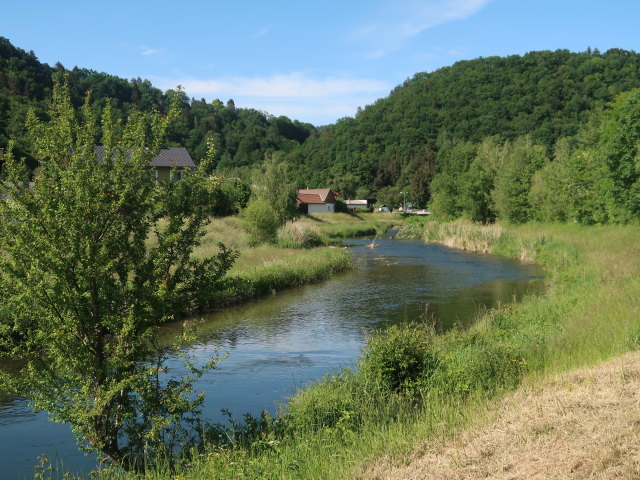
[2,37,640,223]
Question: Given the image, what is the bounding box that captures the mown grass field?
[93,220,640,479]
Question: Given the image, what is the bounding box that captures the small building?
[378,205,390,213]
[148,147,196,181]
[95,146,196,181]
[296,188,337,214]
[345,199,368,211]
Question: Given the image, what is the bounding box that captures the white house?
[296,188,337,214]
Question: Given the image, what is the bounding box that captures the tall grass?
[90,220,640,480]
[303,212,400,241]
[213,247,353,307]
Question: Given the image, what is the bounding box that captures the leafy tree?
[215,176,251,216]
[601,89,640,221]
[459,137,504,222]
[429,140,476,217]
[241,197,280,243]
[330,171,361,199]
[251,153,297,225]
[375,184,402,209]
[0,79,236,471]
[492,137,547,223]
[429,173,460,218]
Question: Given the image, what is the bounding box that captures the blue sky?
[4,1,640,125]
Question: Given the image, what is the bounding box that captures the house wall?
[308,203,335,214]
[154,167,187,182]
[155,167,171,181]
[347,204,368,210]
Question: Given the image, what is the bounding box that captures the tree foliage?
[4,38,640,225]
[0,37,313,176]
[241,197,280,243]
[283,48,640,196]
[0,78,236,470]
[601,89,640,221]
[492,137,548,223]
[250,154,298,226]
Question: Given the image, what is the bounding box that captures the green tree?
[242,197,280,243]
[0,79,236,471]
[251,153,297,225]
[429,140,476,217]
[375,184,402,209]
[601,89,640,221]
[492,137,547,223]
[459,137,504,222]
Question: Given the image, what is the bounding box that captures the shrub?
[358,324,439,393]
[431,337,526,396]
[286,370,360,433]
[334,199,349,213]
[242,198,280,244]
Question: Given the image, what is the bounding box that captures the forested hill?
[285,48,640,197]
[2,38,640,211]
[0,37,315,170]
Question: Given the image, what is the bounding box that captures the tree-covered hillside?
[2,38,640,221]
[285,48,640,200]
[0,37,314,172]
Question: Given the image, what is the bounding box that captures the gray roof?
[95,146,196,169]
[148,147,196,168]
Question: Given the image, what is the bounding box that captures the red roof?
[296,188,336,205]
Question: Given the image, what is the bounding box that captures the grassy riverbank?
[88,220,640,479]
[186,213,399,309]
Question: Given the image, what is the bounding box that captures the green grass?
[75,220,640,480]
[302,212,401,241]
[187,216,357,309]
[212,247,353,308]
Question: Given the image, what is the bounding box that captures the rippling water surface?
[0,236,543,479]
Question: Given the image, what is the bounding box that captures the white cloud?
[119,42,161,56]
[357,0,493,57]
[252,27,270,39]
[155,72,390,125]
[164,72,388,98]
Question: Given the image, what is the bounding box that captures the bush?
[358,324,439,393]
[242,198,280,244]
[334,199,349,213]
[431,337,525,396]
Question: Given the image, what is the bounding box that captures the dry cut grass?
[363,350,640,480]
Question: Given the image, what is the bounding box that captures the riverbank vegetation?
[0,79,359,475]
[80,220,639,479]
[185,212,399,308]
[4,39,640,478]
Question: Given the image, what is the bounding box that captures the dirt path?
[363,351,640,479]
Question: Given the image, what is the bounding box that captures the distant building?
[95,146,196,181]
[296,188,337,214]
[345,199,368,211]
[148,147,196,181]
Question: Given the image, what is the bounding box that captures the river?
[0,235,543,479]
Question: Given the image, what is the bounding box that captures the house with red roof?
[296,188,337,214]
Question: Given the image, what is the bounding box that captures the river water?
[0,236,543,479]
